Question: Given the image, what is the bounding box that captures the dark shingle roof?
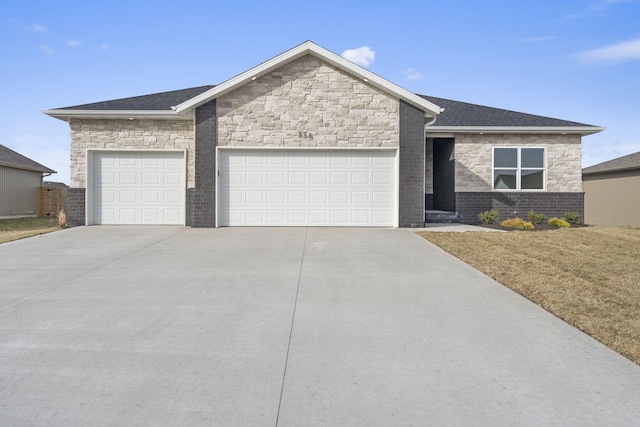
[60,85,215,110]
[582,151,640,174]
[0,144,56,173]
[419,95,594,128]
[51,85,597,129]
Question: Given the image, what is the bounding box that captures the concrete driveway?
[1,227,639,426]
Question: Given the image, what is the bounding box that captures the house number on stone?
[298,132,313,139]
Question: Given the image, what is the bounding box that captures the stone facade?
[453,133,582,192]
[217,55,400,148]
[69,119,195,188]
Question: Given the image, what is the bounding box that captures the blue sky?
[2,0,639,184]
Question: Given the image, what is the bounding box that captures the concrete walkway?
[0,227,638,426]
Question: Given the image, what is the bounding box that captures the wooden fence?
[38,187,67,217]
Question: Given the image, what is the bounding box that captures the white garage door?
[218,149,396,226]
[91,151,185,225]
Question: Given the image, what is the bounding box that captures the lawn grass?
[418,226,640,365]
[0,217,61,244]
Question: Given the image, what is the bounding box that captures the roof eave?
[0,161,55,174]
[174,41,441,118]
[583,165,640,175]
[42,109,189,121]
[425,126,605,136]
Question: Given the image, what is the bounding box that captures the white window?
[493,147,545,191]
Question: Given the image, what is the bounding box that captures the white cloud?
[577,38,640,64]
[341,46,375,67]
[67,40,81,47]
[100,43,109,51]
[27,23,47,33]
[405,68,423,80]
[40,45,54,55]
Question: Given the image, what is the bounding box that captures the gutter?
[42,109,191,121]
[424,126,605,136]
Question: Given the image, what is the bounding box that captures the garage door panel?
[352,211,370,223]
[267,191,285,203]
[141,209,159,222]
[288,191,306,204]
[309,210,328,223]
[288,171,306,185]
[351,172,370,185]
[119,190,137,203]
[372,172,391,185]
[92,151,185,225]
[267,171,285,184]
[119,172,137,185]
[330,171,348,185]
[288,211,306,223]
[219,149,395,226]
[142,191,159,203]
[142,172,160,185]
[163,172,182,185]
[246,191,264,204]
[372,191,391,204]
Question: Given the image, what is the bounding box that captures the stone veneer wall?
[68,119,195,225]
[454,133,582,192]
[69,119,195,188]
[216,55,399,148]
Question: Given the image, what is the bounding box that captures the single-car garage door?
[90,151,185,225]
[218,149,396,226]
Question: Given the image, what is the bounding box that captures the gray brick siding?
[66,188,85,226]
[191,100,217,227]
[455,192,584,223]
[399,101,425,227]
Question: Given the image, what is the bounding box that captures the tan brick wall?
[454,134,582,192]
[217,55,399,148]
[69,119,195,188]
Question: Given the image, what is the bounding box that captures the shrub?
[500,218,535,230]
[549,217,571,228]
[527,210,547,224]
[563,212,580,225]
[478,209,500,224]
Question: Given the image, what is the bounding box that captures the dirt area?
[418,226,640,365]
[0,217,61,244]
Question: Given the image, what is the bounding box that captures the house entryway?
[426,138,457,222]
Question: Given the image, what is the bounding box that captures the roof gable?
[174,41,441,117]
[583,151,640,174]
[0,144,56,174]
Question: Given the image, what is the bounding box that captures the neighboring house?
[44,41,603,227]
[0,144,56,217]
[583,151,640,227]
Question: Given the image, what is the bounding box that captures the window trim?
[492,147,546,191]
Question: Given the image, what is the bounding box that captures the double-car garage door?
[218,149,396,226]
[90,149,397,227]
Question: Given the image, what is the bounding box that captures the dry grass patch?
[0,217,61,244]
[418,226,640,365]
